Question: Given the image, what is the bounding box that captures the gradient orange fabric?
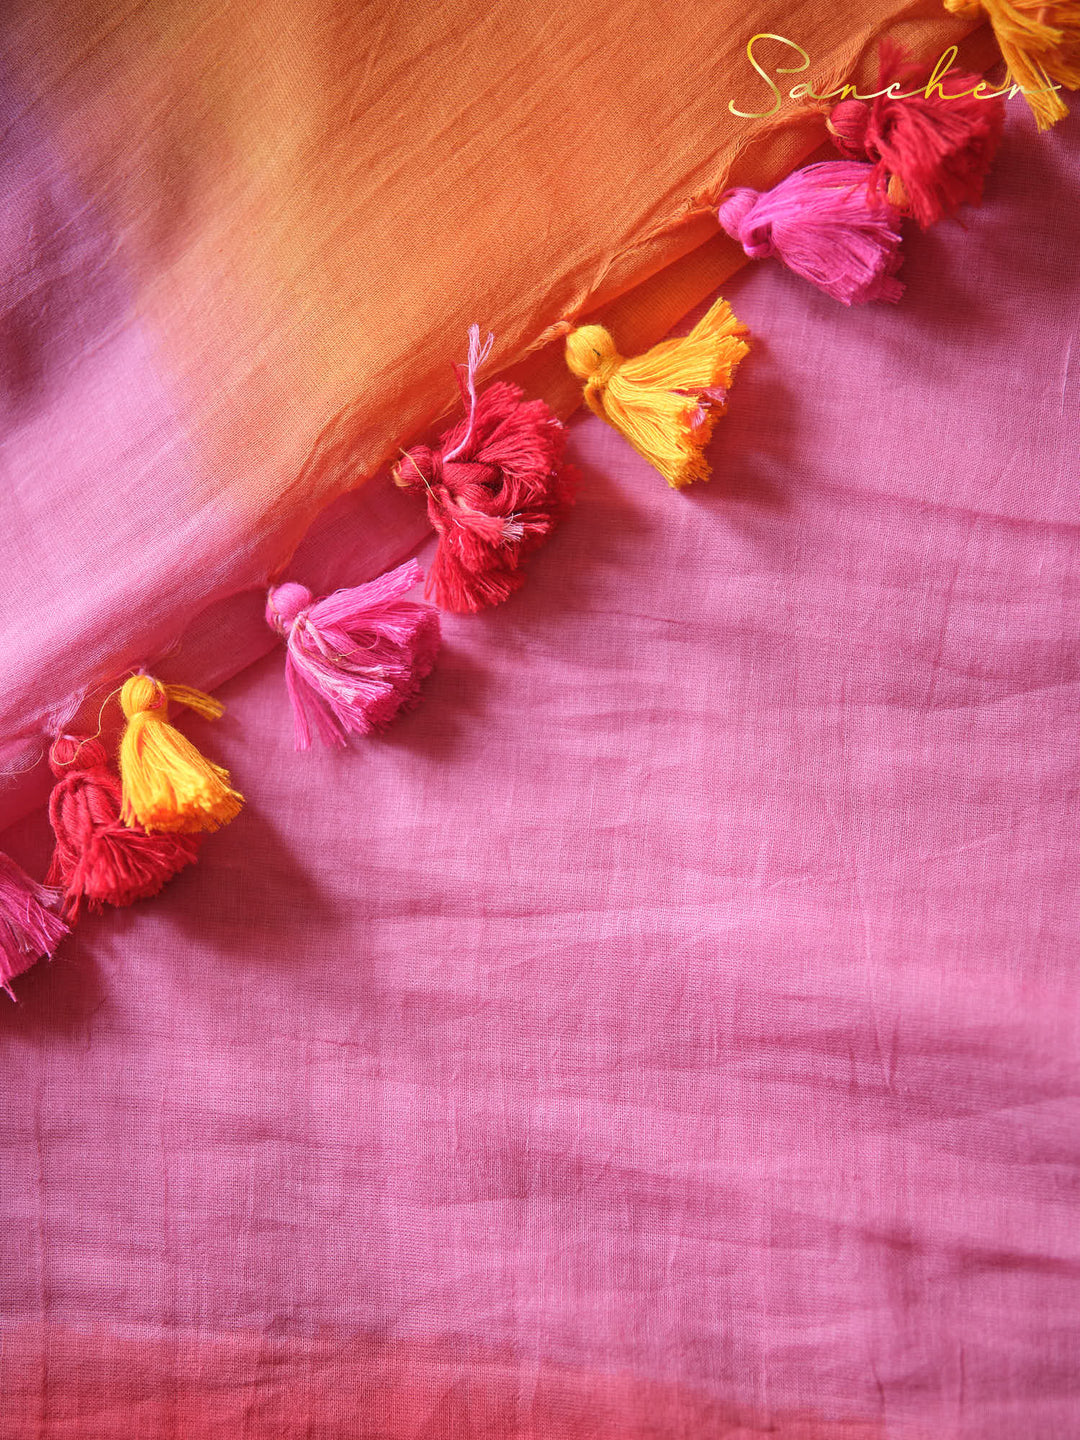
[0,1,995,814]
[5,0,994,536]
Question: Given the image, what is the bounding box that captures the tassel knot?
[827,99,871,154]
[714,190,768,253]
[564,326,624,392]
[266,582,315,633]
[392,327,576,613]
[443,458,504,490]
[401,451,507,510]
[717,161,904,306]
[49,733,101,774]
[122,674,171,719]
[397,427,551,561]
[119,675,243,834]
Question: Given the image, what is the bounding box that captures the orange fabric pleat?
[4,1,998,564]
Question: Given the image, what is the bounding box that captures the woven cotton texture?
[0,0,992,792]
[1,104,1079,1437]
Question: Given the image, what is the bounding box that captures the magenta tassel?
[393,325,577,613]
[266,558,441,750]
[717,160,905,306]
[0,851,68,996]
[828,42,1005,229]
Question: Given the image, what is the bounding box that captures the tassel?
[118,675,243,834]
[266,559,441,749]
[46,735,201,917]
[0,851,67,997]
[717,161,904,306]
[944,0,1079,130]
[564,296,750,489]
[828,42,1005,227]
[393,326,576,613]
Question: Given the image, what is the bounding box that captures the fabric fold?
[0,4,996,824]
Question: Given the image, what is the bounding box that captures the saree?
[2,3,1079,1437]
[0,0,995,813]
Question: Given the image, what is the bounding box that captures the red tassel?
[717,161,904,306]
[393,327,577,613]
[0,851,67,996]
[828,43,1005,229]
[266,559,441,749]
[47,735,201,918]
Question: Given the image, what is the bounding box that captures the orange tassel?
[564,297,750,489]
[944,0,1080,129]
[118,676,243,834]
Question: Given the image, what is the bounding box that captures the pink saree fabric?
[2,103,1080,1435]
[0,4,994,808]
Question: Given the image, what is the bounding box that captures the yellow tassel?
[564,297,750,489]
[118,675,244,834]
[944,0,1080,129]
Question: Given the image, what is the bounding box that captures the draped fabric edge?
[0,18,1003,842]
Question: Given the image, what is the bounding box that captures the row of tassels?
[566,43,1013,483]
[716,43,1007,307]
[0,334,582,990]
[0,41,1063,992]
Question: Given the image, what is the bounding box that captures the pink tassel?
[0,851,68,997]
[828,43,1005,229]
[393,326,577,613]
[717,160,905,305]
[266,558,441,750]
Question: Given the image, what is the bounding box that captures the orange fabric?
[3,1,997,572]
